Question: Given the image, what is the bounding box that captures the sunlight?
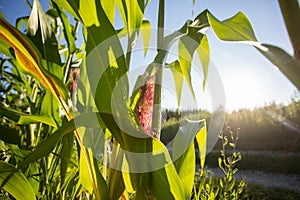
[224,70,265,111]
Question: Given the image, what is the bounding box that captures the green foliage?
[0,0,298,199]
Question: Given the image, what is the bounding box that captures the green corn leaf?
[0,161,36,200]
[117,0,144,32]
[79,149,109,199]
[54,3,76,53]
[100,0,117,25]
[51,0,81,23]
[17,112,102,169]
[197,34,210,90]
[60,133,74,185]
[79,149,93,193]
[195,120,207,169]
[141,19,151,56]
[107,145,126,200]
[166,60,183,108]
[0,17,71,114]
[256,44,300,90]
[178,35,199,99]
[278,0,300,60]
[92,157,109,200]
[0,38,14,57]
[0,126,20,145]
[151,139,185,200]
[207,12,258,44]
[0,104,57,127]
[172,119,205,199]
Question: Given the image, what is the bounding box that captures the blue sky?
[0,0,298,112]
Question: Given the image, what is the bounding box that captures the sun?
[223,70,265,111]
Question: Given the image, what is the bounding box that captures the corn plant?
[0,0,299,199]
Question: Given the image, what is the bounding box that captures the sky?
[0,0,298,112]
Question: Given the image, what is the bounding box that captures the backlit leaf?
[278,0,300,60]
[141,19,151,56]
[166,60,183,108]
[257,44,300,90]
[195,120,206,169]
[0,17,70,114]
[0,161,36,200]
[207,12,257,42]
[197,34,210,90]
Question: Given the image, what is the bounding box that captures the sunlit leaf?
[172,119,205,199]
[0,161,36,200]
[166,60,183,108]
[79,149,93,193]
[178,35,198,99]
[0,17,70,114]
[54,3,76,53]
[151,140,185,200]
[117,0,144,32]
[195,120,206,169]
[197,34,210,90]
[278,0,300,60]
[207,12,258,43]
[0,38,14,57]
[257,44,300,90]
[100,0,117,25]
[141,19,151,56]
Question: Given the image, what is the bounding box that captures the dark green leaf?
[0,104,57,127]
[278,0,300,60]
[0,126,20,145]
[256,44,300,90]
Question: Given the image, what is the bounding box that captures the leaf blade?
[0,161,36,200]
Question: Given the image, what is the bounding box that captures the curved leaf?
[279,0,300,60]
[0,161,36,200]
[0,17,70,113]
[197,34,210,90]
[207,12,257,42]
[0,104,57,127]
[166,60,183,108]
[208,11,269,52]
[257,44,300,90]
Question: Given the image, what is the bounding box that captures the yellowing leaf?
[0,17,70,115]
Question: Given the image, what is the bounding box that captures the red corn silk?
[135,73,156,138]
